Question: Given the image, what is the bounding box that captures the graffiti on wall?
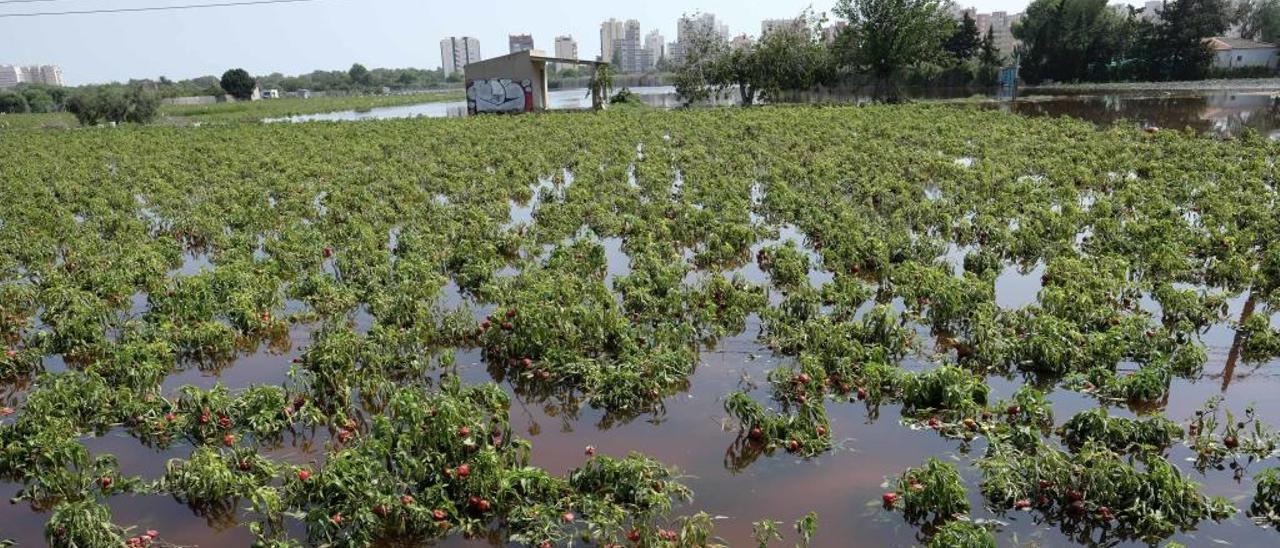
[466,79,533,114]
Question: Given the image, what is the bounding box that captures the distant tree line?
[0,63,460,125]
[675,0,1275,103]
[675,4,1008,104]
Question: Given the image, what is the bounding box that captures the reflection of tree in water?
[1005,92,1280,138]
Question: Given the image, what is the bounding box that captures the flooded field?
[3,104,1280,547]
[271,84,1280,142]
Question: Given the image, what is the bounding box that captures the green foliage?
[0,92,29,114]
[220,68,258,100]
[1058,407,1181,454]
[980,438,1234,542]
[833,0,955,99]
[65,86,160,126]
[928,520,995,548]
[887,458,970,522]
[1250,467,1280,527]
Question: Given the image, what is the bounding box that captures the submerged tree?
[674,10,833,106]
[1013,0,1128,83]
[832,0,955,101]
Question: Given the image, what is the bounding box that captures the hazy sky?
[2,0,1137,85]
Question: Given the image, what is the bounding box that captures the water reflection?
[1002,90,1280,139]
[271,85,1280,139]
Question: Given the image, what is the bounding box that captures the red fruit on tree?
[795,373,811,385]
[164,412,176,422]
[458,425,471,437]
[748,426,763,440]
[401,495,415,505]
[506,309,517,319]
[584,445,596,457]
[882,492,898,506]
[145,530,158,538]
[330,512,343,525]
[627,529,642,542]
[561,511,575,523]
[323,247,333,258]
[223,434,236,446]
[815,425,827,437]
[98,476,112,489]
[787,439,801,452]
[521,357,532,368]
[432,509,447,521]
[297,469,312,482]
[1014,498,1031,509]
[856,387,867,400]
[476,499,491,512]
[456,464,471,478]
[501,322,514,330]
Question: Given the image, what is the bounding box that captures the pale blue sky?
[2,0,1118,85]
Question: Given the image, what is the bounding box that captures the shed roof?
[1205,36,1278,51]
[464,49,608,71]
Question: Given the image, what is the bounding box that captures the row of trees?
[675,3,1006,104]
[1015,0,1242,83]
[675,0,1275,103]
[0,85,70,114]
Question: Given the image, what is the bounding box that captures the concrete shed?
[463,49,608,114]
[1205,37,1280,70]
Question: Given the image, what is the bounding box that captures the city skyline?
[1,0,1160,85]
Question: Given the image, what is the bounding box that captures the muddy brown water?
[6,110,1280,547]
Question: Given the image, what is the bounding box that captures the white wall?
[1213,47,1279,69]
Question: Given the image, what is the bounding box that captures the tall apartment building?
[600,19,625,63]
[0,66,20,89]
[611,19,647,73]
[677,13,729,44]
[440,36,481,77]
[670,13,729,65]
[969,10,1021,61]
[509,34,535,54]
[0,64,64,88]
[761,18,805,36]
[644,30,665,67]
[553,35,579,71]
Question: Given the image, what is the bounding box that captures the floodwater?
[7,101,1280,547]
[5,208,1280,548]
[271,84,1280,140]
[1002,89,1280,139]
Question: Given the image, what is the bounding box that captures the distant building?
[730,34,754,50]
[644,30,665,67]
[822,22,848,44]
[666,41,686,66]
[509,34,535,54]
[262,88,281,99]
[612,19,646,72]
[0,66,19,89]
[1206,36,1280,69]
[762,18,804,36]
[553,35,579,71]
[440,36,482,77]
[600,19,625,63]
[671,13,730,65]
[968,10,1021,61]
[0,64,64,88]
